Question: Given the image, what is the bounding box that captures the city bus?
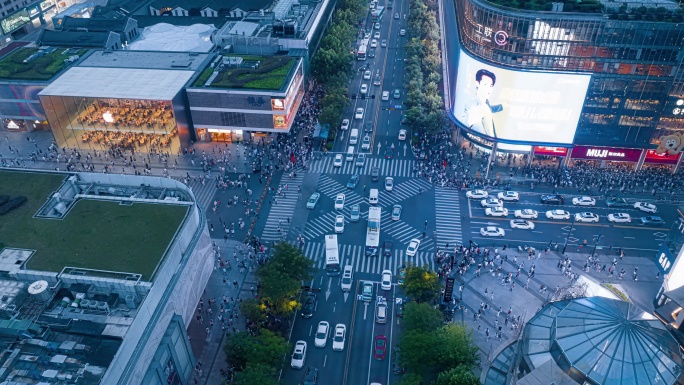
[325,234,341,276]
[371,6,384,22]
[365,207,381,256]
[357,44,367,60]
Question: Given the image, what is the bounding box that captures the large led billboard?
[452,50,591,145]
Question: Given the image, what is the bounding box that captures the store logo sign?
[586,149,625,158]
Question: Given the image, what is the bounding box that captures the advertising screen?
[571,146,643,162]
[644,150,680,165]
[452,50,591,144]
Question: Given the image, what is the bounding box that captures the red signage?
[644,150,681,165]
[534,146,568,156]
[571,146,643,162]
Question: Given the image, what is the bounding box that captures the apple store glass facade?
[455,0,684,148]
[40,96,181,154]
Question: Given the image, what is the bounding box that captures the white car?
[360,84,368,94]
[333,154,343,167]
[341,265,353,291]
[572,196,596,206]
[466,190,488,199]
[546,210,570,220]
[374,31,380,39]
[480,226,505,237]
[608,213,631,223]
[355,108,364,120]
[334,215,345,233]
[485,207,508,217]
[514,209,538,219]
[399,29,406,35]
[291,341,307,369]
[361,135,371,150]
[381,270,392,291]
[575,212,600,223]
[381,91,389,101]
[371,39,378,48]
[334,193,345,210]
[314,321,330,348]
[332,324,346,351]
[634,202,657,213]
[406,238,421,256]
[385,177,394,191]
[497,191,520,201]
[481,197,503,208]
[340,119,350,131]
[398,129,407,140]
[306,192,320,209]
[510,219,535,230]
[363,70,372,80]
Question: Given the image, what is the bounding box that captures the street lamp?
[591,231,602,258]
[562,214,576,254]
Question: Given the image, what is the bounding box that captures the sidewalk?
[452,245,662,372]
[185,239,259,385]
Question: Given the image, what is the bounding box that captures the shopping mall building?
[442,0,684,171]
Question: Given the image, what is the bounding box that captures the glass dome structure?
[522,296,683,385]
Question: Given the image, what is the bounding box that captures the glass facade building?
[453,0,684,148]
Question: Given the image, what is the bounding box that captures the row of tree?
[399,265,482,385]
[223,243,314,385]
[403,0,447,136]
[312,0,368,148]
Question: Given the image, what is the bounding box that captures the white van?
[346,146,355,161]
[349,129,359,145]
[369,188,379,205]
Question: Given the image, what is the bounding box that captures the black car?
[301,293,317,318]
[541,194,565,204]
[364,122,373,132]
[384,147,394,159]
[368,49,376,58]
[371,167,380,181]
[641,216,665,225]
[303,367,318,385]
[606,197,629,207]
[383,240,393,257]
[347,174,359,189]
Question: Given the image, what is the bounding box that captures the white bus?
[365,207,381,256]
[357,44,367,60]
[325,234,341,276]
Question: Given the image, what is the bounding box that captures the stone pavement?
[185,239,259,385]
[451,244,663,372]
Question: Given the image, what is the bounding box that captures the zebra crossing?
[172,177,216,211]
[434,186,463,247]
[377,178,432,207]
[308,157,417,177]
[260,171,305,242]
[302,241,435,274]
[381,210,435,250]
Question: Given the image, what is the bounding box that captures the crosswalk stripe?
[301,241,435,274]
[260,170,305,242]
[308,157,418,178]
[171,177,216,211]
[434,186,463,248]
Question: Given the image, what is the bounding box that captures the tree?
[435,324,480,371]
[240,298,267,324]
[257,266,301,315]
[434,365,481,385]
[267,238,314,282]
[232,363,279,385]
[399,330,438,374]
[401,264,441,303]
[404,302,443,333]
[249,329,290,367]
[398,372,423,385]
[223,331,253,371]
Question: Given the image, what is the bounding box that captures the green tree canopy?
[404,302,443,333]
[232,363,280,385]
[434,365,482,385]
[435,323,480,371]
[401,264,441,303]
[399,329,438,374]
[223,331,253,371]
[240,298,267,324]
[398,372,424,385]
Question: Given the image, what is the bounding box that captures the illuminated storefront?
[447,0,684,151]
[187,57,305,142]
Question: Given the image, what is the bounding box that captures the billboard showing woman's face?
[453,50,592,145]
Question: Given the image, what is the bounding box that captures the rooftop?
[193,54,295,90]
[148,0,275,13]
[80,50,210,71]
[39,30,117,48]
[39,66,195,100]
[127,23,216,52]
[0,47,87,81]
[0,171,187,280]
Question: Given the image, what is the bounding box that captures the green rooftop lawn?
[0,171,187,280]
[0,48,87,81]
[195,55,295,90]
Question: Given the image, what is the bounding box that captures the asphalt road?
[461,191,676,255]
